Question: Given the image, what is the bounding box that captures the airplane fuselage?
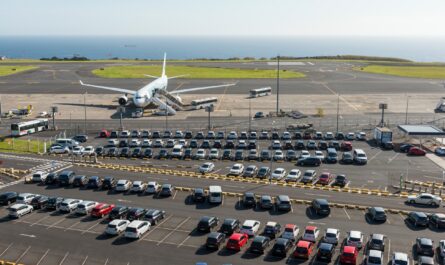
[133,76,168,107]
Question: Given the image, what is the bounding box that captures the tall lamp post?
[405,95,410,124]
[336,94,340,133]
[379,103,388,127]
[83,91,87,134]
[276,55,280,114]
[205,105,214,130]
[248,97,252,132]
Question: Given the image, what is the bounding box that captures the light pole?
[205,105,214,130]
[118,106,125,131]
[405,95,410,124]
[165,101,168,131]
[336,93,340,133]
[379,103,388,127]
[276,55,280,114]
[248,97,252,132]
[83,91,87,134]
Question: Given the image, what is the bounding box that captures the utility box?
[373,127,393,146]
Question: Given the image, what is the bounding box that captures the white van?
[208,185,223,204]
[32,171,48,182]
[55,138,79,148]
[171,144,184,158]
[353,149,368,165]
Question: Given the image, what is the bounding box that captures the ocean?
[1,36,445,62]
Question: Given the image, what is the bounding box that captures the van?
[208,186,222,204]
[58,170,76,186]
[55,138,79,148]
[171,144,184,158]
[325,148,338,163]
[353,149,367,165]
[32,171,48,182]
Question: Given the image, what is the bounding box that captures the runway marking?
[81,255,89,265]
[36,249,50,265]
[304,193,331,198]
[387,239,391,262]
[343,208,351,220]
[319,82,359,111]
[170,82,184,93]
[15,245,31,263]
[0,243,13,257]
[156,217,190,246]
[59,252,69,265]
[139,215,173,242]
[104,258,109,265]
[216,84,230,111]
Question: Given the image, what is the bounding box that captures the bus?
[11,119,49,136]
[250,87,272,98]
[190,97,218,110]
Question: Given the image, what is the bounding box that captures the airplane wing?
[79,80,136,95]
[172,83,237,94]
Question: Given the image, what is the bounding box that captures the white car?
[315,151,325,161]
[346,230,364,249]
[229,163,244,176]
[300,150,310,159]
[271,168,286,180]
[8,203,33,218]
[407,193,442,207]
[72,146,85,155]
[124,220,151,239]
[131,181,147,193]
[240,220,261,237]
[324,132,334,140]
[323,228,340,245]
[208,149,219,159]
[281,224,300,241]
[120,130,130,138]
[285,169,301,182]
[195,149,206,159]
[141,139,152,148]
[145,181,161,194]
[17,193,37,204]
[59,199,83,213]
[271,140,281,149]
[367,250,383,265]
[227,131,238,140]
[82,146,95,155]
[106,219,131,235]
[199,162,215,173]
[356,131,366,140]
[115,179,132,192]
[302,226,320,242]
[440,240,445,257]
[32,171,48,182]
[76,201,98,215]
[129,139,141,147]
[273,150,284,161]
[50,145,70,154]
[391,252,409,265]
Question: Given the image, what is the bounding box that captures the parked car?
[199,162,215,174]
[259,195,273,209]
[240,220,261,237]
[8,203,33,218]
[0,191,18,205]
[243,192,256,208]
[416,237,434,257]
[144,209,166,225]
[192,188,206,203]
[159,184,174,197]
[281,224,299,241]
[297,156,321,166]
[368,233,386,251]
[322,228,340,245]
[249,235,270,254]
[103,176,117,189]
[59,198,83,213]
[105,219,130,235]
[91,203,115,218]
[87,176,103,189]
[407,193,442,207]
[17,193,37,204]
[311,199,330,216]
[243,165,258,178]
[285,169,301,182]
[197,216,219,233]
[219,218,240,236]
[293,240,315,259]
[407,211,429,227]
[408,147,426,156]
[271,168,286,180]
[46,196,63,211]
[108,206,131,220]
[391,252,409,265]
[275,195,292,211]
[115,179,132,192]
[340,246,358,265]
[302,226,320,242]
[366,250,383,265]
[229,163,244,176]
[318,172,334,185]
[72,175,88,187]
[429,213,445,229]
[30,195,49,209]
[317,243,335,262]
[346,230,363,249]
[127,208,146,221]
[271,238,292,257]
[226,233,249,251]
[131,181,147,193]
[145,181,161,194]
[332,174,348,187]
[263,221,281,239]
[124,220,151,239]
[76,201,98,215]
[257,167,271,179]
[301,170,317,184]
[206,232,226,250]
[366,207,387,223]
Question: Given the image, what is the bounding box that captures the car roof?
[413,211,427,217]
[276,238,289,244]
[296,240,311,247]
[315,198,329,205]
[200,216,213,221]
[266,221,277,226]
[371,234,384,240]
[208,232,222,238]
[418,256,434,263]
[326,228,338,234]
[10,203,28,209]
[393,252,408,261]
[117,179,128,183]
[109,219,127,225]
[349,230,362,237]
[223,218,237,224]
[243,220,258,226]
[319,242,334,250]
[368,250,382,257]
[373,207,385,212]
[128,220,146,227]
[285,224,296,229]
[253,235,267,242]
[343,246,356,253]
[419,238,433,245]
[305,226,317,231]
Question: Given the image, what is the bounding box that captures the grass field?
[92,65,305,79]
[0,65,38,76]
[0,138,44,154]
[357,65,445,79]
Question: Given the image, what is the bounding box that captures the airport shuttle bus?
[190,97,218,110]
[250,87,272,98]
[11,119,49,136]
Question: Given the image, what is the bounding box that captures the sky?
[2,0,445,36]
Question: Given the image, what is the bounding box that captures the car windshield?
[326,233,336,238]
[421,244,433,249]
[343,252,354,257]
[368,257,381,264]
[232,166,240,170]
[296,247,308,254]
[242,225,252,229]
[394,260,408,265]
[108,224,117,229]
[372,239,383,244]
[126,227,137,233]
[305,229,314,235]
[349,237,360,242]
[228,239,238,245]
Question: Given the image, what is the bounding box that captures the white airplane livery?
[79,53,236,115]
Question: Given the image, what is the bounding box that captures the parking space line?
[222,195,225,206]
[172,190,178,200]
[387,239,391,262]
[59,252,69,265]
[47,218,65,229]
[15,245,31,263]
[156,217,191,246]
[64,221,81,232]
[368,150,382,163]
[0,243,13,257]
[177,235,191,248]
[30,215,50,227]
[81,255,88,265]
[81,222,101,234]
[139,215,173,242]
[36,249,50,265]
[398,213,405,222]
[104,258,109,265]
[343,208,351,220]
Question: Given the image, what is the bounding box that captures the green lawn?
[92,65,305,79]
[0,138,44,154]
[357,65,445,79]
[0,65,38,76]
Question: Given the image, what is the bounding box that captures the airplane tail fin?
[161,53,166,77]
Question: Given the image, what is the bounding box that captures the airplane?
[79,53,236,115]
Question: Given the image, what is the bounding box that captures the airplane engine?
[118,95,128,106]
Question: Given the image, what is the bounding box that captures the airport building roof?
[397,124,445,136]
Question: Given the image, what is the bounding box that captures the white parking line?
[47,218,65,229]
[0,243,13,257]
[398,213,406,222]
[59,252,69,265]
[177,235,191,248]
[172,190,178,200]
[15,246,31,263]
[139,215,173,242]
[156,217,191,246]
[36,249,50,265]
[221,195,225,206]
[82,222,101,234]
[387,239,391,262]
[81,255,88,265]
[343,208,351,220]
[64,221,81,232]
[30,215,50,227]
[368,150,382,163]
[104,258,109,265]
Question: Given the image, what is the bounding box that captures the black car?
[259,132,269,140]
[260,150,271,161]
[201,140,211,149]
[0,191,17,205]
[224,140,235,149]
[163,130,172,138]
[31,195,49,209]
[95,146,104,156]
[103,176,117,189]
[366,207,387,223]
[206,232,226,250]
[45,173,58,185]
[332,174,347,187]
[259,195,273,209]
[368,233,386,251]
[86,176,102,189]
[184,131,193,139]
[407,211,429,227]
[295,140,306,150]
[294,131,303,139]
[297,157,321,166]
[271,238,292,257]
[318,141,328,150]
[222,149,232,160]
[381,142,394,150]
[46,196,64,210]
[107,147,118,157]
[127,208,146,221]
[108,206,130,220]
[197,216,219,233]
[158,149,169,159]
[400,144,414,153]
[416,237,434,256]
[72,134,88,143]
[429,213,445,229]
[192,188,206,203]
[249,236,270,254]
[330,141,341,150]
[144,209,166,225]
[183,148,193,159]
[336,132,345,140]
[119,140,129,148]
[234,150,244,161]
[189,140,198,148]
[195,132,205,139]
[160,184,174,197]
[248,141,257,150]
[219,218,240,235]
[263,222,282,239]
[243,192,256,207]
[152,131,161,138]
[143,148,153,158]
[311,199,330,216]
[317,243,335,262]
[271,132,280,140]
[132,147,142,157]
[58,170,75,186]
[119,147,130,157]
[73,175,88,187]
[213,140,222,149]
[110,131,119,138]
[257,167,271,179]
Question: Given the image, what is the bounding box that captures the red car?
[408,147,426,156]
[303,132,312,140]
[226,233,249,251]
[99,129,110,138]
[318,172,334,185]
[293,240,314,259]
[91,203,115,218]
[340,246,358,265]
[341,141,352,151]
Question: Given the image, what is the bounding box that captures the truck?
[373,127,393,149]
[435,97,445,113]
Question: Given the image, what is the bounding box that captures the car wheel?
[409,200,415,204]
[431,202,437,207]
